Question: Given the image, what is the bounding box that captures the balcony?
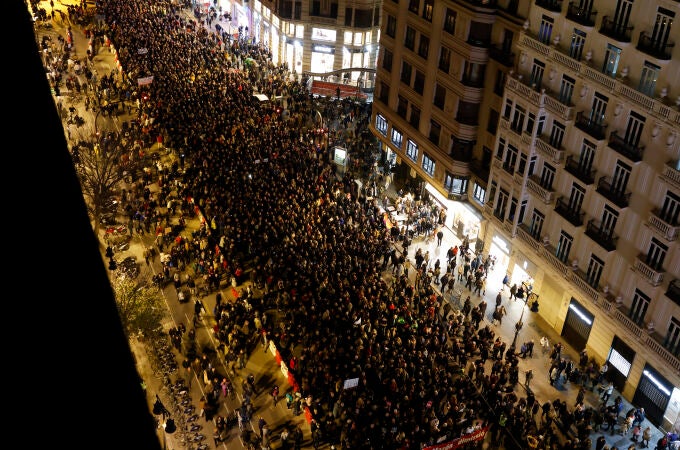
[516,223,545,254]
[599,16,633,43]
[596,176,631,208]
[607,131,645,163]
[488,44,515,67]
[541,244,571,278]
[647,209,679,241]
[637,31,675,60]
[570,270,601,303]
[535,136,565,164]
[575,111,608,141]
[666,279,680,306]
[566,1,597,26]
[554,196,585,227]
[565,155,596,185]
[535,0,563,12]
[634,255,665,287]
[585,218,618,251]
[461,76,485,88]
[526,175,555,204]
[661,160,680,189]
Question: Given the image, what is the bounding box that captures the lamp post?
[511,297,528,349]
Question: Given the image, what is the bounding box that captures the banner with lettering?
[423,426,490,450]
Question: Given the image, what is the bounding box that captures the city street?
[28,1,669,449]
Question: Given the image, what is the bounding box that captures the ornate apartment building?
[370,0,680,430]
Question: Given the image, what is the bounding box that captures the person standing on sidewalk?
[436,229,444,247]
[525,369,534,389]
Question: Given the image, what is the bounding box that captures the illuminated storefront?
[311,44,335,73]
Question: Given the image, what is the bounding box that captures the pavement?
[28,1,669,449]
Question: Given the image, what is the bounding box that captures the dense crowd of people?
[33,0,676,448]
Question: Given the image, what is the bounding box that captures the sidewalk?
[380,181,666,450]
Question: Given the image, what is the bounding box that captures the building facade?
[370,0,680,430]
[213,0,381,86]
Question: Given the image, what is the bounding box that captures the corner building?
[370,0,680,430]
[220,0,381,87]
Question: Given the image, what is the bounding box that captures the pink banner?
[423,426,490,450]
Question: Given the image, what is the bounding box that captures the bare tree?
[73,132,127,239]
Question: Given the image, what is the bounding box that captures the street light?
[511,297,528,349]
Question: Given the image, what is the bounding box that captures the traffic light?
[108,257,117,270]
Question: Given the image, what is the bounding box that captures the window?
[413,70,425,95]
[537,116,546,136]
[409,105,421,129]
[379,82,390,104]
[568,183,586,212]
[391,127,403,148]
[496,137,506,159]
[375,114,388,136]
[489,181,497,206]
[624,111,645,147]
[660,191,680,225]
[601,204,619,237]
[579,139,596,172]
[406,139,418,161]
[556,230,573,263]
[630,289,650,326]
[422,0,433,22]
[550,121,565,148]
[526,113,536,135]
[503,98,513,119]
[509,197,518,222]
[530,59,546,89]
[385,15,397,38]
[444,173,468,195]
[404,26,416,50]
[559,75,575,105]
[418,35,430,59]
[664,317,680,357]
[397,96,408,119]
[438,47,451,73]
[530,209,545,239]
[429,120,441,145]
[511,105,525,134]
[639,61,660,97]
[603,44,622,77]
[569,28,587,60]
[517,153,527,175]
[645,238,667,271]
[538,15,554,45]
[586,254,604,287]
[472,182,486,204]
[400,61,412,85]
[444,8,456,35]
[487,109,499,135]
[541,163,556,190]
[494,70,507,96]
[434,84,446,110]
[422,153,435,176]
[612,160,631,195]
[462,61,485,86]
[382,49,393,72]
[408,0,420,14]
[503,144,518,173]
[590,92,609,125]
[649,7,675,56]
[495,189,509,219]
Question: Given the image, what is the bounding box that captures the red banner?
[423,426,490,450]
